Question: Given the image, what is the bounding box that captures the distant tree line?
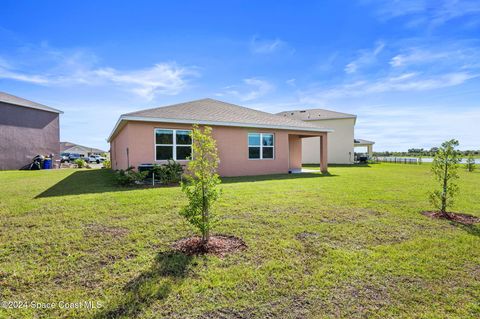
[374,148,479,157]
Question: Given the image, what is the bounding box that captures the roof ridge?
[122,98,213,116]
[278,108,356,117]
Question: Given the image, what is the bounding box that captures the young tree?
[465,153,476,172]
[180,125,221,244]
[430,139,461,218]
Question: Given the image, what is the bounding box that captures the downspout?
[126,147,130,168]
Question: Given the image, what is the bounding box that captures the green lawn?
[0,164,479,318]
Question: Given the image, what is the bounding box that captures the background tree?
[430,139,461,218]
[465,153,476,172]
[180,125,221,244]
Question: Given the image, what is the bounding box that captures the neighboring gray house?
[0,92,62,170]
[60,141,105,157]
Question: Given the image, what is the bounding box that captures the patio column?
[367,144,373,155]
[320,134,328,173]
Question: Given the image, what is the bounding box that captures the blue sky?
[1,0,479,151]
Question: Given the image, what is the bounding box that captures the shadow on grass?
[93,251,193,319]
[222,172,336,184]
[37,169,335,197]
[450,222,480,238]
[35,169,128,198]
[303,163,374,168]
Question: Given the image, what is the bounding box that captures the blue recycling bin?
[43,158,52,169]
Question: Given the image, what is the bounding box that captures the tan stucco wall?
[110,121,326,176]
[111,123,130,170]
[302,118,355,164]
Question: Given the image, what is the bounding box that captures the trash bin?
[43,158,52,169]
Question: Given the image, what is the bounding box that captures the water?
[420,157,480,164]
[378,157,480,164]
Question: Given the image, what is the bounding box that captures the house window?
[248,133,274,159]
[155,129,192,160]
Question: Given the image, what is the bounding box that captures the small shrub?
[153,160,183,184]
[115,167,148,186]
[103,160,111,169]
[74,159,86,168]
[180,125,221,244]
[430,139,460,217]
[465,153,476,172]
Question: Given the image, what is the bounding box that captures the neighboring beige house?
[277,109,373,164]
[354,139,375,157]
[108,98,332,176]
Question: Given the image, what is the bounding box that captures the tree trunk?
[201,182,206,243]
[441,160,448,217]
[201,181,209,245]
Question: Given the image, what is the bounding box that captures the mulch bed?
[422,211,480,225]
[172,235,247,257]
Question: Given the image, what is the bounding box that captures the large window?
[248,133,274,159]
[155,129,192,160]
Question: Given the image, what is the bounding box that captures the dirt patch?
[422,211,480,225]
[296,232,320,240]
[83,223,130,237]
[197,294,312,319]
[172,235,246,257]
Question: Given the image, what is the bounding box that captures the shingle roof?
[109,98,332,141]
[0,91,63,114]
[124,98,330,129]
[354,138,375,145]
[277,108,356,120]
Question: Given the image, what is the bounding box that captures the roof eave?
[302,115,357,121]
[2,101,64,114]
[107,115,333,142]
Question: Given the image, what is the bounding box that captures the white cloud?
[0,67,50,84]
[92,63,195,99]
[286,78,296,86]
[367,0,480,29]
[0,47,197,100]
[250,36,288,54]
[219,77,274,101]
[344,41,385,74]
[300,72,477,103]
[390,49,453,68]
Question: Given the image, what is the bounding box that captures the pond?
[377,157,480,164]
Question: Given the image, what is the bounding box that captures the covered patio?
[288,132,328,173]
[354,138,375,156]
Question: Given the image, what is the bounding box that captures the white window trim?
[154,128,192,161]
[248,132,275,160]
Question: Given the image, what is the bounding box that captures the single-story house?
[60,142,106,157]
[277,109,374,164]
[0,92,62,170]
[108,98,332,176]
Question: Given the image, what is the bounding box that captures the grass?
[0,164,479,318]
